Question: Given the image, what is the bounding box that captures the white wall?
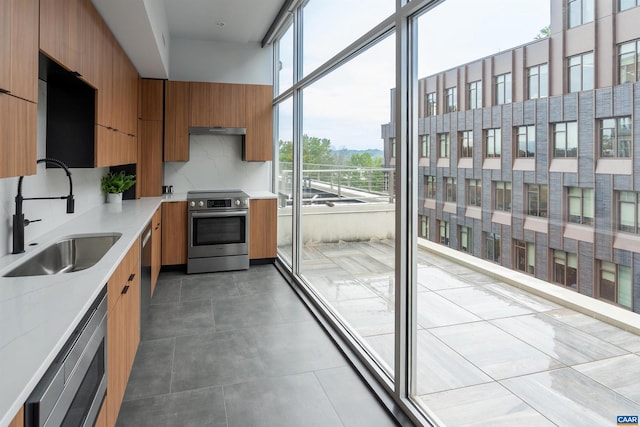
[169,37,272,84]
[0,81,106,255]
[163,134,271,193]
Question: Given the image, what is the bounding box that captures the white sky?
[277,0,550,151]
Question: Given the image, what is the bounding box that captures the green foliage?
[534,25,550,40]
[279,134,335,165]
[101,170,136,194]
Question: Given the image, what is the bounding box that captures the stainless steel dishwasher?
[140,221,152,330]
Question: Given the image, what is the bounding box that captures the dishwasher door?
[140,221,152,330]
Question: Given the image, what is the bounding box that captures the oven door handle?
[191,210,248,219]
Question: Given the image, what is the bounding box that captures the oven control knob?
[198,201,205,207]
[235,199,241,206]
[189,201,195,207]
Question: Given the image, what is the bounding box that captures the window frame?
[599,261,633,309]
[553,250,578,289]
[620,0,640,11]
[444,177,457,203]
[514,240,535,275]
[567,187,595,226]
[568,0,594,28]
[438,219,450,246]
[419,215,429,239]
[515,125,536,158]
[467,179,482,207]
[526,184,548,217]
[459,226,473,253]
[420,134,430,158]
[445,87,457,113]
[426,91,437,116]
[599,117,632,158]
[527,63,548,99]
[618,40,640,84]
[485,232,501,263]
[485,128,502,158]
[390,137,396,158]
[568,51,594,92]
[459,130,473,158]
[494,181,512,212]
[618,191,640,233]
[552,122,578,158]
[424,175,437,199]
[438,133,451,158]
[495,73,512,105]
[468,80,482,109]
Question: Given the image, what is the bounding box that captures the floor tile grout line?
[221,385,230,427]
[168,336,176,394]
[311,370,347,427]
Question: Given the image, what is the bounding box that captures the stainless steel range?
[187,190,250,274]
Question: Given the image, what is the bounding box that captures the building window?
[495,73,512,105]
[514,240,535,275]
[459,130,473,158]
[419,215,430,239]
[390,138,396,158]
[516,125,535,158]
[527,184,548,217]
[438,220,450,246]
[553,122,578,157]
[467,179,482,207]
[600,117,632,158]
[459,226,472,253]
[553,250,578,289]
[618,191,640,233]
[468,80,482,109]
[494,182,512,212]
[445,177,457,203]
[420,134,430,158]
[620,0,640,11]
[568,52,594,92]
[599,262,632,309]
[619,40,640,84]
[438,133,450,158]
[424,176,437,199]
[528,64,548,99]
[568,0,594,28]
[485,128,501,158]
[426,92,437,116]
[568,187,594,225]
[445,87,457,112]
[485,232,500,263]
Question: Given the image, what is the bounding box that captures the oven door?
[188,210,249,259]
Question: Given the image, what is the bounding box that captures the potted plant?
[101,171,136,204]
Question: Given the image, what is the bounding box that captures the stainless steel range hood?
[189,126,246,135]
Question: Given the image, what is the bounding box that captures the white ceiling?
[92,0,284,79]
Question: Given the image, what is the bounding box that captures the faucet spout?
[12,158,75,254]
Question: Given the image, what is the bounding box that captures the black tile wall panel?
[501,225,512,269]
[473,219,482,258]
[501,104,513,182]
[548,173,564,248]
[634,254,640,313]
[513,102,524,127]
[634,84,640,190]
[613,174,632,191]
[482,169,493,232]
[535,233,548,282]
[524,100,536,124]
[563,237,578,254]
[512,172,524,240]
[578,241,594,297]
[613,84,632,117]
[563,93,578,121]
[492,105,502,129]
[613,248,631,267]
[595,87,613,118]
[524,229,535,242]
[535,99,549,183]
[418,117,426,135]
[578,92,595,187]
[473,110,483,176]
[595,174,613,261]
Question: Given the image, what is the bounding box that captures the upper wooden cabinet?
[112,42,138,136]
[0,93,37,178]
[244,84,273,161]
[164,80,190,162]
[138,120,163,196]
[140,79,164,121]
[189,82,245,128]
[0,0,38,103]
[39,0,80,76]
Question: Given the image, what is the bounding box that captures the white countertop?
[0,197,162,427]
[161,191,277,200]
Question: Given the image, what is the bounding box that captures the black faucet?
[12,158,75,254]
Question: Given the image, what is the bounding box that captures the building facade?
[382,0,640,313]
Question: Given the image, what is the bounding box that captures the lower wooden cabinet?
[249,198,277,259]
[161,201,187,265]
[8,406,23,427]
[151,207,162,294]
[94,400,107,427]
[106,238,140,426]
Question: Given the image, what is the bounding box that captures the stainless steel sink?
[4,233,122,277]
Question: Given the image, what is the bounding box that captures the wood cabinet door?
[0,0,38,103]
[151,207,162,295]
[93,11,115,129]
[8,406,23,427]
[138,121,163,196]
[164,80,190,161]
[140,79,164,121]
[249,199,277,259]
[39,0,80,73]
[0,94,36,178]
[161,201,188,265]
[244,84,273,161]
[189,82,245,127]
[106,297,126,427]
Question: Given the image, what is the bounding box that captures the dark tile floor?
[116,265,397,427]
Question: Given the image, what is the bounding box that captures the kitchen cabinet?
[8,406,23,427]
[164,80,190,161]
[244,84,273,161]
[0,94,37,178]
[39,0,80,78]
[106,239,140,426]
[112,42,139,137]
[138,120,163,196]
[189,82,245,128]
[249,198,277,259]
[94,402,107,427]
[1,0,38,103]
[95,126,137,168]
[151,207,162,295]
[161,201,188,265]
[141,79,164,121]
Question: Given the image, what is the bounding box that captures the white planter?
[106,193,123,204]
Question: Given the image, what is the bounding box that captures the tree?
[534,25,550,40]
[278,134,335,165]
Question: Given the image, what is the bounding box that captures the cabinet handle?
[154,224,160,230]
[121,285,130,294]
[0,88,10,94]
[128,273,136,282]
